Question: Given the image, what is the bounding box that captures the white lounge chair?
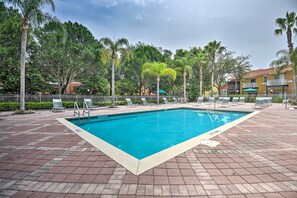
[173,97,178,103]
[125,98,135,106]
[209,97,214,103]
[220,97,230,108]
[141,98,148,105]
[253,97,265,109]
[52,99,66,112]
[217,97,223,104]
[196,97,204,105]
[231,97,239,106]
[163,98,169,104]
[239,97,245,104]
[84,99,97,110]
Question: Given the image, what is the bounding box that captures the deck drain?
[209,130,221,135]
[75,128,81,133]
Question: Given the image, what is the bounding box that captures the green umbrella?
[154,89,167,95]
[243,88,257,92]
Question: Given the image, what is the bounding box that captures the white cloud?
[89,0,164,7]
[135,14,143,21]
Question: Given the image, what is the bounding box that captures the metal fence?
[0,94,181,103]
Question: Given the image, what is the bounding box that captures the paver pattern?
[0,103,297,198]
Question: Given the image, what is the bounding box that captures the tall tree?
[3,0,55,112]
[141,62,176,104]
[100,37,129,106]
[174,56,193,102]
[274,11,297,96]
[120,43,163,95]
[232,55,252,94]
[191,47,208,96]
[214,51,235,96]
[204,40,225,97]
[270,49,297,95]
[34,20,100,94]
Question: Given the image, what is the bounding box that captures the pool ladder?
[74,101,90,120]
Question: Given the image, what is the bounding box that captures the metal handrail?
[83,101,90,119]
[74,102,80,119]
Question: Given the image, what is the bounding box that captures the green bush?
[272,96,283,103]
[0,100,128,111]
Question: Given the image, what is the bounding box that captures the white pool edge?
[57,109,260,175]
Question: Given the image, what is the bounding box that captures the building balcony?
[267,79,288,86]
[242,82,258,88]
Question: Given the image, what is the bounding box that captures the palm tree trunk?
[211,61,215,97]
[183,70,187,102]
[111,56,115,106]
[200,63,203,96]
[20,25,28,112]
[157,75,160,104]
[292,72,296,96]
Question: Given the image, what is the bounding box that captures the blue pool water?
[70,108,248,159]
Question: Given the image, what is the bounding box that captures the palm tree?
[204,40,225,97]
[270,49,297,95]
[274,11,297,54]
[141,62,176,104]
[100,37,129,106]
[174,57,193,102]
[4,0,55,112]
[191,48,208,96]
[274,11,297,96]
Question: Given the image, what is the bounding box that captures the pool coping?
[57,107,260,175]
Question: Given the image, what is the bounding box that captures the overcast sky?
[46,0,296,69]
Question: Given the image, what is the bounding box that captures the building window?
[250,79,256,83]
[263,76,267,83]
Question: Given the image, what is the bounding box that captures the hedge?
[0,101,128,111]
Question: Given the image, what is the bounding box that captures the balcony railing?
[267,79,288,86]
[242,82,258,88]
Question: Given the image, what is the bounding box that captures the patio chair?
[84,98,97,110]
[163,98,169,104]
[231,97,239,106]
[52,99,66,112]
[253,97,266,109]
[239,97,245,104]
[141,98,148,105]
[217,97,223,104]
[208,97,214,104]
[196,97,204,106]
[220,97,230,108]
[125,98,136,106]
[173,97,178,103]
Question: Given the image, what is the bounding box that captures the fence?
[0,94,181,103]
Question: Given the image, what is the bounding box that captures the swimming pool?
[70,109,247,159]
[59,107,257,175]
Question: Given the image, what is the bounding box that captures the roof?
[245,66,292,79]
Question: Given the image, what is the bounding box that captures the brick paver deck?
[0,103,297,198]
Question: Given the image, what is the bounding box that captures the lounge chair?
[141,98,148,105]
[196,97,204,105]
[231,97,239,106]
[253,97,267,109]
[52,99,66,112]
[125,98,136,106]
[239,97,245,104]
[209,97,214,103]
[220,97,230,108]
[173,97,178,103]
[217,97,223,104]
[163,98,169,104]
[84,99,97,110]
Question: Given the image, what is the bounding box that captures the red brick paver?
[1,103,297,197]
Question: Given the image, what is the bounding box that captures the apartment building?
[242,66,292,97]
[224,66,293,97]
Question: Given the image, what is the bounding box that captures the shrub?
[0,100,127,111]
[272,96,283,103]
